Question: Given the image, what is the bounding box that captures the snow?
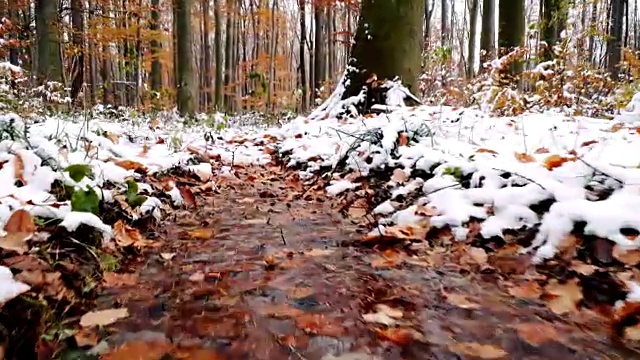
[0,266,30,305]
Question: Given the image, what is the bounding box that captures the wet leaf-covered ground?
[92,165,639,360]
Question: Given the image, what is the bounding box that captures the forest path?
[95,164,635,360]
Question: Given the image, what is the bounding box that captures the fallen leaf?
[545,279,583,315]
[15,270,65,297]
[348,206,368,218]
[534,147,550,154]
[150,118,161,129]
[512,322,560,346]
[514,152,536,163]
[448,342,508,359]
[0,210,36,254]
[570,261,598,275]
[476,148,498,155]
[178,186,196,207]
[187,228,214,240]
[74,328,99,347]
[138,144,150,157]
[441,289,480,309]
[508,281,543,300]
[606,123,624,132]
[391,168,408,183]
[113,220,148,248]
[295,313,346,336]
[189,271,205,282]
[375,328,422,345]
[305,248,335,257]
[160,252,176,260]
[580,140,598,147]
[468,247,488,265]
[102,340,173,360]
[543,154,574,170]
[104,132,120,144]
[255,303,305,318]
[13,153,25,184]
[80,307,129,327]
[613,245,640,266]
[103,272,138,287]
[114,160,147,173]
[398,133,409,146]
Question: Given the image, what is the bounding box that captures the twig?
[491,168,548,191]
[279,227,286,245]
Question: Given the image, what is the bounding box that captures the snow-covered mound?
[199,104,640,264]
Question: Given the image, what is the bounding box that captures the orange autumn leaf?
[374,328,418,345]
[4,209,35,234]
[534,147,550,154]
[543,154,575,170]
[138,144,150,157]
[398,132,409,146]
[514,152,536,163]
[512,322,560,346]
[114,160,147,173]
[13,153,26,185]
[178,186,197,207]
[113,220,148,248]
[476,148,498,155]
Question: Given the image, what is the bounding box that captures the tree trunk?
[202,0,212,111]
[150,0,162,92]
[607,0,624,76]
[327,4,335,79]
[213,0,223,108]
[174,0,195,116]
[342,0,424,109]
[313,2,325,94]
[223,0,234,110]
[35,0,62,83]
[441,0,448,48]
[424,0,435,51]
[70,0,84,103]
[298,0,307,112]
[498,0,524,72]
[540,0,568,60]
[588,0,598,64]
[467,0,479,77]
[479,0,495,65]
[7,0,18,66]
[266,0,277,112]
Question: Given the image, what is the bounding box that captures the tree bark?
[298,0,307,112]
[607,0,624,76]
[540,0,568,60]
[342,0,424,110]
[498,0,525,72]
[213,0,223,108]
[35,0,62,83]
[467,0,479,77]
[70,0,84,103]
[479,0,494,66]
[202,0,212,111]
[150,0,162,92]
[441,0,449,48]
[174,0,195,116]
[313,2,325,94]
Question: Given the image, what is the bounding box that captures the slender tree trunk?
[541,0,568,60]
[480,0,495,66]
[266,0,277,112]
[298,0,307,112]
[424,0,435,51]
[213,0,223,108]
[174,0,195,116]
[441,0,449,48]
[588,0,598,64]
[35,0,62,83]
[223,0,234,110]
[327,4,335,79]
[607,0,624,76]
[150,0,162,92]
[467,0,479,77]
[70,0,84,103]
[202,0,212,111]
[7,0,18,66]
[313,2,325,95]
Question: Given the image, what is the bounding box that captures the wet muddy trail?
[95,165,637,360]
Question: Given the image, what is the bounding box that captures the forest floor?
[89,164,636,360]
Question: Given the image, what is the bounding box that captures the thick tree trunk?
[441,0,448,48]
[341,0,424,111]
[223,0,234,110]
[498,0,525,72]
[174,0,195,116]
[150,0,162,92]
[35,0,62,83]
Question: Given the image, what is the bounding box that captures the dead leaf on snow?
[0,210,36,254]
[476,148,498,155]
[13,153,25,185]
[80,307,129,327]
[514,152,536,163]
[606,123,624,133]
[512,322,560,346]
[447,342,508,359]
[398,133,409,146]
[534,147,550,154]
[391,168,409,183]
[544,279,583,315]
[138,144,150,157]
[114,160,147,173]
[104,132,120,144]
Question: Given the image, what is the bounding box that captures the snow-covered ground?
[2,94,640,307]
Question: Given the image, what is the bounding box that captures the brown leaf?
[150,118,161,129]
[138,144,150,157]
[398,133,409,146]
[447,342,508,359]
[534,147,550,154]
[476,148,498,155]
[295,313,347,336]
[362,224,429,243]
[114,160,147,173]
[74,329,99,347]
[512,322,560,346]
[613,245,640,266]
[441,289,480,309]
[467,247,488,265]
[391,168,409,183]
[80,308,129,327]
[13,153,25,185]
[178,186,196,207]
[607,123,624,132]
[103,272,138,287]
[187,228,214,240]
[545,279,583,315]
[508,281,543,300]
[113,220,148,248]
[514,152,536,163]
[4,209,35,233]
[375,328,422,345]
[104,132,120,144]
[543,154,574,170]
[580,140,599,147]
[15,270,66,298]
